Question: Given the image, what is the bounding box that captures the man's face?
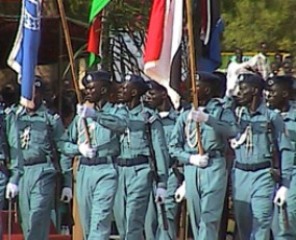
[266,84,286,109]
[261,43,267,55]
[114,83,125,103]
[237,82,255,106]
[145,88,164,109]
[85,81,103,102]
[121,81,134,103]
[196,81,209,102]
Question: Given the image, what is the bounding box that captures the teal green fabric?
[169,99,238,164]
[12,104,72,240]
[114,104,168,240]
[145,108,179,240]
[19,164,56,240]
[61,102,127,239]
[145,192,157,240]
[114,163,152,240]
[169,99,238,240]
[232,167,274,240]
[61,102,127,158]
[145,169,179,240]
[233,103,293,187]
[272,167,296,240]
[272,107,296,239]
[232,102,294,240]
[76,164,118,239]
[119,104,168,188]
[5,107,23,185]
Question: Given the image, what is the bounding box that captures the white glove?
[78,142,96,158]
[175,181,186,203]
[76,104,96,118]
[274,186,288,207]
[155,187,167,203]
[189,154,209,168]
[191,108,209,123]
[60,187,73,203]
[5,183,19,199]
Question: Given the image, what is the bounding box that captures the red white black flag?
[144,0,183,109]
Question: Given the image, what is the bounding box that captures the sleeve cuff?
[179,152,191,164]
[157,181,167,189]
[62,173,73,188]
[9,173,20,185]
[281,177,291,188]
[205,115,216,127]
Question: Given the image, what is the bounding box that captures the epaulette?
[142,109,158,124]
[46,109,61,121]
[16,105,25,116]
[53,113,60,121]
[4,107,12,115]
[148,114,157,124]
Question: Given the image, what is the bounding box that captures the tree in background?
[222,0,296,55]
[1,0,295,61]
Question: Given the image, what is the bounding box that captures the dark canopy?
[0,15,88,69]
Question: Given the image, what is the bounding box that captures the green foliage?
[222,0,296,54]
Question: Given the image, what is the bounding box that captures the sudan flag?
[87,0,110,66]
[144,0,183,109]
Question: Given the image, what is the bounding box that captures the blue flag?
[7,0,42,108]
[197,19,224,72]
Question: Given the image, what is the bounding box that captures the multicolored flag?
[144,0,183,109]
[195,0,223,72]
[7,0,43,109]
[87,0,110,67]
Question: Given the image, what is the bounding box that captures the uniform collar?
[204,98,223,112]
[158,107,177,120]
[281,106,296,121]
[96,101,112,111]
[252,101,267,115]
[17,103,47,117]
[240,101,267,116]
[129,104,144,115]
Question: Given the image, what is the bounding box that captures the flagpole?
[56,0,91,143]
[185,0,204,154]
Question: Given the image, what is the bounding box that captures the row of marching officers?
[0,69,295,240]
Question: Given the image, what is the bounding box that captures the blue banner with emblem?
[7,0,42,108]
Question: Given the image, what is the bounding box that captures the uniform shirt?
[158,108,178,167]
[3,105,22,184]
[119,104,168,188]
[234,102,293,187]
[281,106,296,165]
[62,102,127,158]
[12,104,72,187]
[0,103,8,161]
[169,98,238,163]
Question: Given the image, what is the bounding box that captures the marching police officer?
[113,74,168,240]
[6,77,73,240]
[144,80,180,240]
[61,70,127,240]
[169,72,238,240]
[0,102,7,240]
[266,75,296,240]
[230,73,294,240]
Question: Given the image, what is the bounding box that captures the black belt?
[80,156,114,166]
[117,155,149,167]
[234,161,271,172]
[24,159,47,166]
